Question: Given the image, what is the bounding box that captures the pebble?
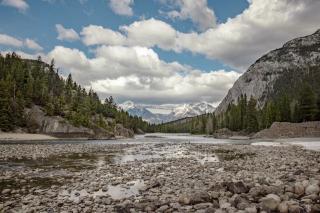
[0,142,320,212]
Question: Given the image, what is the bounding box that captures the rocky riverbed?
[1,140,320,212]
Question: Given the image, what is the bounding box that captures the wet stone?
[0,139,320,212]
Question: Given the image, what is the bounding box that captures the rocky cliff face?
[114,124,134,138]
[215,29,320,114]
[25,106,134,139]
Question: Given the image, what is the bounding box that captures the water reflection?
[60,180,145,200]
[107,180,145,199]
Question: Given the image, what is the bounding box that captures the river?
[0,134,320,212]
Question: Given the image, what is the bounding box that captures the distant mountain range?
[119,101,215,124]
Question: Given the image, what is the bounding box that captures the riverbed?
[1,134,320,212]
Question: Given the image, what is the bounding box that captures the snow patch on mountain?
[119,101,215,124]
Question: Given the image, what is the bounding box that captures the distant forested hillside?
[0,52,150,133]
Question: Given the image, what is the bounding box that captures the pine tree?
[316,94,320,120]
[299,84,317,121]
[0,80,14,131]
[246,97,258,133]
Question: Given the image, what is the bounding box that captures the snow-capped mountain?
[119,101,215,124]
[172,102,215,118]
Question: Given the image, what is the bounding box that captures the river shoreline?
[0,133,132,142]
[1,138,320,212]
[0,133,59,141]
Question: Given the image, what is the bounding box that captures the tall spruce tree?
[246,97,258,133]
[0,80,14,131]
[299,84,318,121]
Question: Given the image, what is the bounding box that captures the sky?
[0,0,320,106]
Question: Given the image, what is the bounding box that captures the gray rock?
[294,182,305,196]
[178,191,210,205]
[225,181,249,194]
[245,207,257,213]
[278,201,289,213]
[2,189,11,194]
[260,194,281,211]
[156,205,168,212]
[194,203,213,210]
[288,204,302,213]
[305,184,320,195]
[170,202,181,209]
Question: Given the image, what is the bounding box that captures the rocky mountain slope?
[119,101,215,124]
[215,29,320,114]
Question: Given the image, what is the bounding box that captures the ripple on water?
[114,144,219,164]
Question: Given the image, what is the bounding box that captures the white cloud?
[0,33,43,51]
[1,0,29,12]
[81,0,320,70]
[109,0,134,16]
[24,38,43,51]
[120,18,177,50]
[81,19,177,50]
[162,0,216,31]
[55,24,80,42]
[81,25,126,46]
[47,45,239,104]
[0,33,23,47]
[91,70,239,104]
[174,0,320,69]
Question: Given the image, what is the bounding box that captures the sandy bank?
[0,133,58,141]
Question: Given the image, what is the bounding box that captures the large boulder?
[260,194,281,211]
[305,184,320,195]
[114,124,134,138]
[25,106,113,139]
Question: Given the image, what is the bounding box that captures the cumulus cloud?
[81,19,177,50]
[91,70,239,104]
[81,25,126,46]
[120,18,177,50]
[56,24,80,42]
[0,33,43,51]
[47,45,239,104]
[175,0,320,69]
[81,0,320,70]
[161,0,216,31]
[1,0,28,12]
[109,0,134,16]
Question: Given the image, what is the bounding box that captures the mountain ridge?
[119,101,215,124]
[215,29,320,114]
